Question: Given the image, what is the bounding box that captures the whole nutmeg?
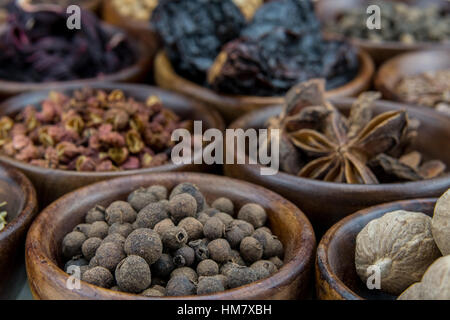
[240,237,263,263]
[224,265,258,289]
[170,183,205,212]
[250,260,278,280]
[197,259,219,277]
[171,267,198,283]
[238,203,267,228]
[62,231,86,258]
[431,189,450,255]
[161,226,188,250]
[169,193,197,223]
[73,224,91,237]
[154,218,175,236]
[178,217,203,240]
[173,246,195,267]
[116,255,152,293]
[166,275,196,297]
[81,237,102,260]
[95,242,126,272]
[88,221,109,239]
[102,233,126,248]
[82,266,114,288]
[197,276,225,295]
[212,197,234,216]
[203,217,225,240]
[125,228,163,265]
[108,223,134,238]
[85,205,105,223]
[105,201,137,225]
[135,201,169,229]
[208,239,231,264]
[355,210,442,295]
[152,253,175,278]
[127,187,159,211]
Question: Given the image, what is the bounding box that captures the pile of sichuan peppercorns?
[62,183,284,296]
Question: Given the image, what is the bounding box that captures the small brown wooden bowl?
[374,50,450,107]
[0,163,38,299]
[0,23,152,100]
[224,98,450,234]
[0,83,225,207]
[316,198,436,300]
[25,172,316,300]
[154,49,374,123]
[315,0,450,65]
[102,0,161,65]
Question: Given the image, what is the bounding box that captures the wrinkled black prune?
[151,0,246,84]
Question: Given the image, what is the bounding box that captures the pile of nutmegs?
[62,183,284,296]
[0,88,191,172]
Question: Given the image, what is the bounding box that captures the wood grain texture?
[0,163,38,299]
[154,50,374,123]
[315,0,450,65]
[375,50,450,105]
[224,98,450,234]
[0,83,225,207]
[25,172,316,300]
[316,198,436,300]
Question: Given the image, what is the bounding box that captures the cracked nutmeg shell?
[355,210,442,295]
[431,189,450,256]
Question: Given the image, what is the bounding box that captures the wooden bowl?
[0,23,152,100]
[0,163,38,299]
[315,0,450,65]
[25,172,316,300]
[224,98,450,234]
[316,198,436,300]
[0,83,225,207]
[154,50,374,123]
[102,0,161,70]
[375,50,450,107]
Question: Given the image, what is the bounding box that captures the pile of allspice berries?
[62,182,284,296]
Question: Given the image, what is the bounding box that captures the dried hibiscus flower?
[0,88,191,172]
[267,79,447,184]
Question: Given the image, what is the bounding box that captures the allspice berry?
[229,250,246,266]
[64,256,88,273]
[115,255,151,293]
[87,221,109,239]
[154,218,175,236]
[161,226,188,250]
[169,193,197,223]
[250,260,278,280]
[148,185,168,201]
[96,242,126,272]
[170,183,205,212]
[62,231,86,258]
[225,225,246,248]
[189,239,210,261]
[105,201,137,225]
[197,276,225,295]
[232,220,255,236]
[108,223,133,238]
[178,217,203,240]
[208,239,231,264]
[102,233,126,247]
[253,229,283,258]
[171,267,198,283]
[173,246,195,267]
[152,253,175,278]
[197,259,219,277]
[81,237,102,260]
[135,201,169,229]
[203,217,225,240]
[85,205,105,224]
[269,256,284,269]
[225,265,258,289]
[212,197,234,216]
[73,224,91,237]
[197,212,210,225]
[125,228,163,265]
[82,266,114,288]
[214,212,234,226]
[127,187,159,211]
[240,237,263,263]
[141,288,164,297]
[89,256,99,268]
[238,203,267,228]
[166,275,196,297]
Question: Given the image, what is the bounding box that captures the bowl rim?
[0,163,38,243]
[316,197,438,300]
[225,97,450,192]
[0,82,225,177]
[0,21,151,95]
[154,47,374,103]
[25,172,316,300]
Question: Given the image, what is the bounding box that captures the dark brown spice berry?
[197,213,211,225]
[141,288,164,297]
[127,187,159,211]
[95,242,126,272]
[203,217,225,240]
[73,224,91,237]
[161,226,188,250]
[147,185,168,201]
[82,266,114,289]
[240,237,263,263]
[197,259,219,277]
[169,183,205,213]
[89,256,99,268]
[102,233,126,248]
[211,198,234,216]
[108,223,134,238]
[169,193,197,223]
[269,256,284,269]
[197,276,225,295]
[152,253,175,278]
[124,228,163,265]
[202,208,220,217]
[62,231,86,258]
[178,217,203,241]
[173,246,195,267]
[81,237,102,260]
[153,218,175,236]
[188,239,210,262]
[214,212,234,226]
[115,255,152,293]
[250,260,278,276]
[135,201,169,229]
[64,256,88,273]
[229,249,246,266]
[87,221,109,239]
[225,265,258,289]
[85,205,106,223]
[238,203,267,228]
[170,267,198,283]
[208,239,231,264]
[225,225,246,248]
[105,201,137,225]
[166,275,196,297]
